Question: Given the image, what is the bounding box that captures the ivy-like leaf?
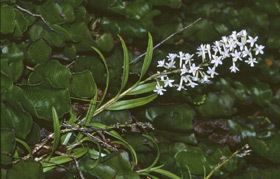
[7,160,44,179]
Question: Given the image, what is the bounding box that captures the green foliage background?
[1,0,280,178]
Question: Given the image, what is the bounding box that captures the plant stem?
[91,69,181,117]
[204,150,239,179]
[130,18,202,64]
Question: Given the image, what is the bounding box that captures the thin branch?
[130,17,202,64]
[15,5,54,31]
[74,158,86,179]
[52,54,71,61]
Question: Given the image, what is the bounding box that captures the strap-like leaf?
[42,148,88,172]
[84,89,98,125]
[127,82,157,95]
[118,35,129,92]
[140,32,153,80]
[51,107,60,154]
[91,47,110,107]
[108,130,138,167]
[106,94,157,110]
[150,168,181,179]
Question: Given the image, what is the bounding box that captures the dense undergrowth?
[1,0,280,178]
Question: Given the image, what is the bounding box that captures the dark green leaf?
[27,39,52,64]
[175,147,211,175]
[28,60,71,89]
[22,86,70,120]
[197,92,236,118]
[1,43,24,81]
[0,128,15,166]
[145,105,194,131]
[29,25,44,41]
[0,5,15,34]
[7,160,43,179]
[14,10,29,37]
[1,102,33,139]
[96,33,114,52]
[249,133,280,163]
[70,71,97,98]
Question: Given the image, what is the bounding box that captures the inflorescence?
[154,30,265,95]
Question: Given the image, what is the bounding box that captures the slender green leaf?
[118,35,129,92]
[151,168,181,179]
[127,82,157,95]
[51,107,61,154]
[15,138,32,156]
[141,135,160,171]
[108,130,138,167]
[91,47,110,107]
[84,89,98,125]
[140,33,153,80]
[107,94,157,110]
[42,148,88,172]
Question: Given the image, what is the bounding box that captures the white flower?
[201,74,210,83]
[231,31,238,40]
[157,59,165,67]
[176,77,185,91]
[178,51,185,67]
[187,80,198,88]
[227,39,237,51]
[206,44,212,59]
[184,53,194,64]
[165,59,176,69]
[238,29,247,37]
[211,55,223,67]
[153,83,166,95]
[222,36,228,45]
[231,50,242,61]
[247,36,258,47]
[180,64,189,75]
[238,38,247,50]
[242,46,251,58]
[167,53,177,61]
[255,44,264,55]
[245,57,257,67]
[197,44,207,59]
[221,46,230,59]
[230,63,239,73]
[189,63,200,76]
[163,77,175,87]
[207,66,218,78]
[154,30,264,95]
[213,41,222,54]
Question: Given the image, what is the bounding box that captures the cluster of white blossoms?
[154,30,265,95]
